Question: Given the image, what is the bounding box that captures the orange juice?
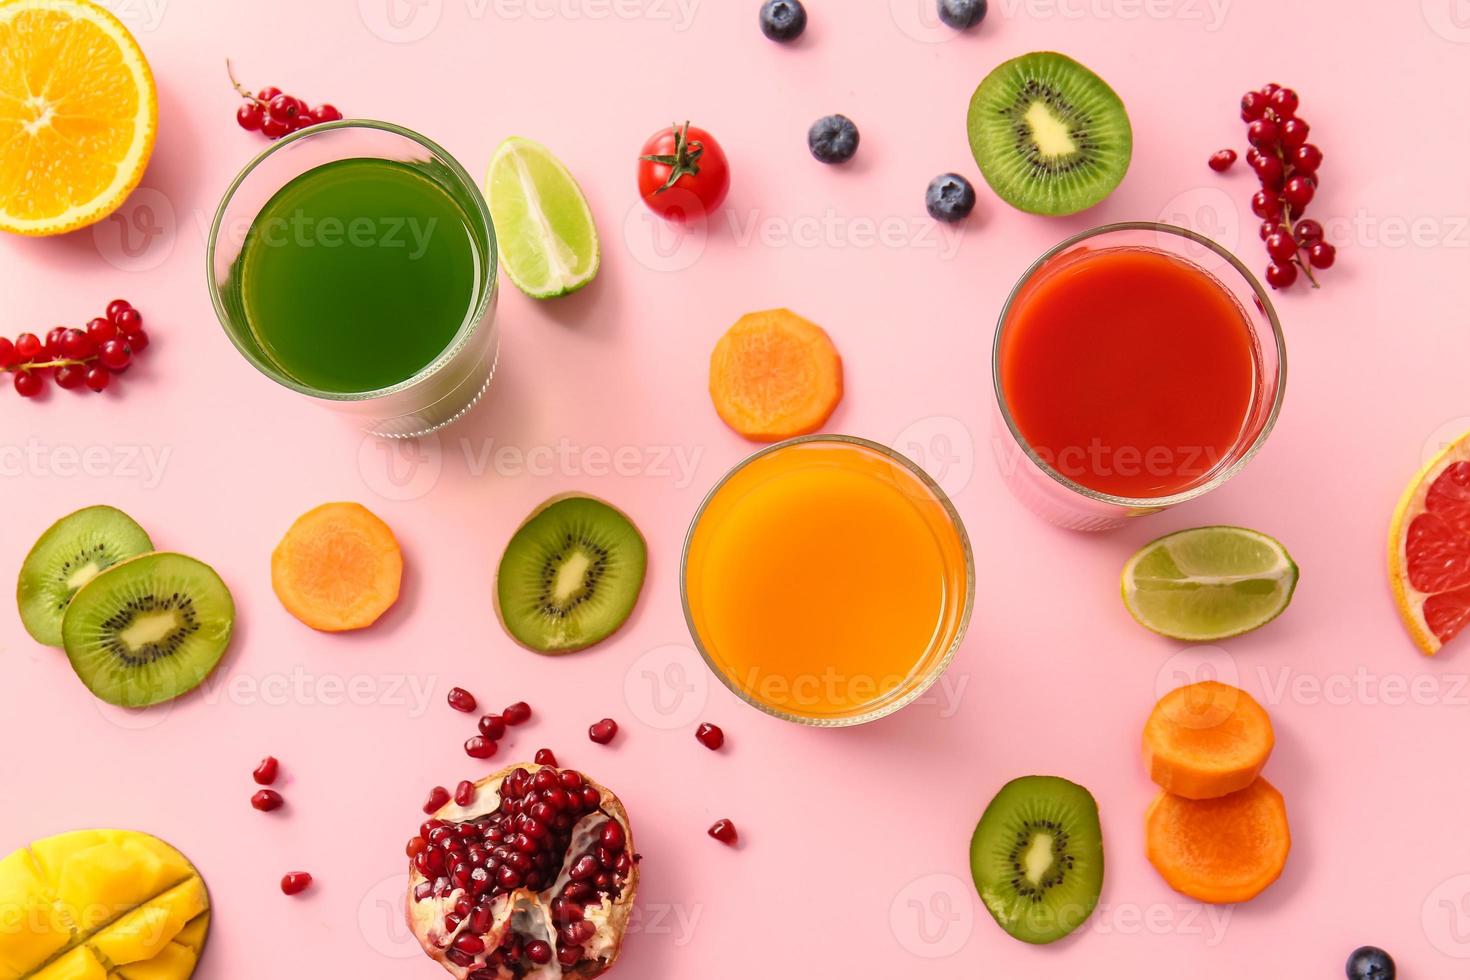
[682,436,972,725]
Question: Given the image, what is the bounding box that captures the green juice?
[239,157,482,393]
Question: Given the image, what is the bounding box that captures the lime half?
[1121,526,1298,641]
[486,137,599,299]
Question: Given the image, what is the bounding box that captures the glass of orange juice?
[681,435,974,726]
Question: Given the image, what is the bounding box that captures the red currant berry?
[123,328,149,353]
[44,326,68,354]
[15,332,41,360]
[1245,147,1265,170]
[1251,153,1284,189]
[1307,241,1336,269]
[237,101,264,131]
[1250,190,1283,220]
[59,328,92,359]
[105,299,132,322]
[1293,218,1324,245]
[1246,119,1280,148]
[87,317,118,344]
[1292,143,1322,174]
[261,115,292,139]
[1265,232,1297,264]
[1268,88,1299,118]
[267,94,304,121]
[1207,149,1237,172]
[257,86,282,101]
[1240,91,1268,121]
[308,104,342,124]
[1261,83,1282,97]
[1265,262,1298,289]
[0,337,13,368]
[1259,219,1279,241]
[55,364,86,390]
[98,339,133,371]
[114,307,143,332]
[1283,176,1315,211]
[14,370,43,397]
[84,366,111,392]
[1280,118,1310,149]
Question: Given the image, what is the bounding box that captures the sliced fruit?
[17,505,153,647]
[1145,778,1290,904]
[0,0,159,236]
[1143,681,1274,800]
[485,136,599,298]
[1121,525,1298,641]
[966,51,1131,216]
[270,502,403,632]
[0,829,209,979]
[968,775,1103,944]
[1389,429,1470,654]
[709,308,843,442]
[61,552,234,707]
[495,495,647,655]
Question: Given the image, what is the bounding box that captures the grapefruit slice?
[1389,429,1470,654]
[0,0,158,236]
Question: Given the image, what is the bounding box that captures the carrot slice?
[1145,778,1290,904]
[709,309,843,442]
[1142,681,1274,799]
[271,502,403,632]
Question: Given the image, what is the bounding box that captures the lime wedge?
[486,137,599,299]
[1121,526,1298,641]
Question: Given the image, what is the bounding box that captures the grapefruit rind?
[1388,430,1470,656]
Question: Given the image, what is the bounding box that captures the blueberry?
[807,115,859,164]
[925,173,976,222]
[938,0,987,29]
[1345,947,1395,980]
[759,0,807,41]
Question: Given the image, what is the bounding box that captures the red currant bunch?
[228,60,341,140]
[1,299,150,398]
[1217,83,1332,290]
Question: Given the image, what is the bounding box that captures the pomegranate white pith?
[406,763,638,979]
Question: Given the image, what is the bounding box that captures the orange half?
[0,0,157,235]
[1390,429,1470,655]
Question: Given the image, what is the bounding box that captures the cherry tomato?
[637,122,729,221]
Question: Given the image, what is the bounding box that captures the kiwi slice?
[61,552,235,707]
[17,505,154,647]
[969,775,1104,944]
[967,52,1132,216]
[495,495,647,655]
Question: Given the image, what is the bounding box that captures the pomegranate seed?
[424,786,451,814]
[465,736,499,759]
[558,945,583,967]
[478,714,506,739]
[253,756,280,785]
[406,836,428,858]
[599,821,626,850]
[452,933,486,955]
[1207,149,1236,173]
[695,723,725,750]
[280,872,313,895]
[708,819,738,845]
[251,790,284,812]
[455,780,477,806]
[588,719,618,745]
[447,687,478,713]
[535,748,558,766]
[526,940,553,965]
[503,701,531,725]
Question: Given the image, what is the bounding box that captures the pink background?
[4,0,1470,975]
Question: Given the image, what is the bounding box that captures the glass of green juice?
[207,120,498,437]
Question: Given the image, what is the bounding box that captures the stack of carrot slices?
[1142,681,1291,903]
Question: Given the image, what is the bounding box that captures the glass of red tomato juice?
[992,222,1286,530]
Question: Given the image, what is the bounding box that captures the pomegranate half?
[406,763,639,978]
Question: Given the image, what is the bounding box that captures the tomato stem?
[638,121,704,194]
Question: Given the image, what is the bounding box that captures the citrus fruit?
[0,0,158,236]
[1389,429,1470,654]
[1121,526,1298,641]
[485,136,599,298]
